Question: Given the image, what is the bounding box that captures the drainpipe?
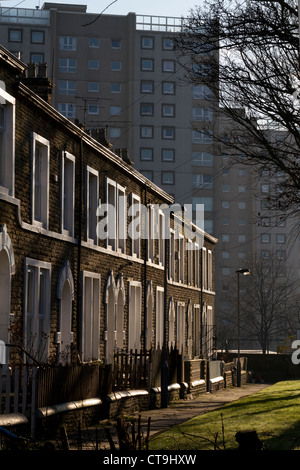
[200,247,203,356]
[143,183,148,352]
[76,136,83,361]
[161,213,168,408]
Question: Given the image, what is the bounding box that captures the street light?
[236,268,250,387]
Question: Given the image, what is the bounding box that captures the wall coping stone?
[0,413,28,427]
[107,390,149,402]
[151,383,181,393]
[36,397,103,418]
[191,379,206,387]
[210,376,224,384]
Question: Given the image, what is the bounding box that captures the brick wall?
[0,47,217,368]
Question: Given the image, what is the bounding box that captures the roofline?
[0,45,216,244]
[0,45,27,73]
[16,81,174,203]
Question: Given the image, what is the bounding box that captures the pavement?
[67,383,270,450]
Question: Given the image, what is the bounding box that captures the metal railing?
[136,14,186,32]
[0,7,50,25]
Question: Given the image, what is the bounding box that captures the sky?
[5,0,198,17]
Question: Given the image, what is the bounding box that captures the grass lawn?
[149,381,300,451]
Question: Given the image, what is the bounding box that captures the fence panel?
[113,350,151,391]
[0,364,36,415]
[149,346,182,389]
[36,364,105,408]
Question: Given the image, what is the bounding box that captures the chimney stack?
[22,63,54,104]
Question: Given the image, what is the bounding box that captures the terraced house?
[0,45,219,434]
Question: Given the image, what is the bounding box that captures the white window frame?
[187,239,193,286]
[106,177,127,253]
[58,103,76,118]
[187,302,193,357]
[162,104,175,117]
[155,286,164,349]
[59,58,77,73]
[177,302,185,353]
[141,36,154,49]
[111,61,122,71]
[86,166,99,244]
[128,281,142,351]
[88,82,99,93]
[111,39,121,49]
[81,271,101,362]
[192,129,213,144]
[168,298,175,348]
[169,229,175,281]
[162,82,175,94]
[59,36,77,51]
[162,127,175,140]
[56,260,74,364]
[88,105,99,115]
[111,83,121,93]
[147,204,156,263]
[192,85,213,100]
[110,105,121,116]
[89,38,99,48]
[24,258,51,362]
[61,151,75,236]
[162,60,175,72]
[162,149,175,162]
[141,58,154,71]
[129,193,141,258]
[206,305,214,359]
[192,174,213,189]
[0,86,15,197]
[141,126,153,139]
[193,304,201,357]
[158,210,165,267]
[207,249,213,291]
[194,243,200,288]
[202,247,207,290]
[192,107,213,122]
[31,132,50,229]
[161,171,174,185]
[59,80,76,95]
[178,234,184,283]
[88,60,99,70]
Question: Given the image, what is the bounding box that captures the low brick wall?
[210,376,225,393]
[32,358,250,438]
[184,359,207,396]
[231,370,247,387]
[150,383,182,409]
[189,379,207,397]
[36,391,150,437]
[106,390,149,418]
[37,403,104,436]
[223,362,234,387]
[219,353,300,383]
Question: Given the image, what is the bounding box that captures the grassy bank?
[149,381,300,451]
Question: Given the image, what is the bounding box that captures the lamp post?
[236,268,250,387]
[161,214,169,408]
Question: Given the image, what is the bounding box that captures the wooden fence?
[36,363,112,407]
[0,347,184,435]
[112,347,183,391]
[150,346,183,388]
[0,364,36,415]
[112,349,150,391]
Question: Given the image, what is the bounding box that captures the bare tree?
[222,253,299,353]
[175,0,300,218]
